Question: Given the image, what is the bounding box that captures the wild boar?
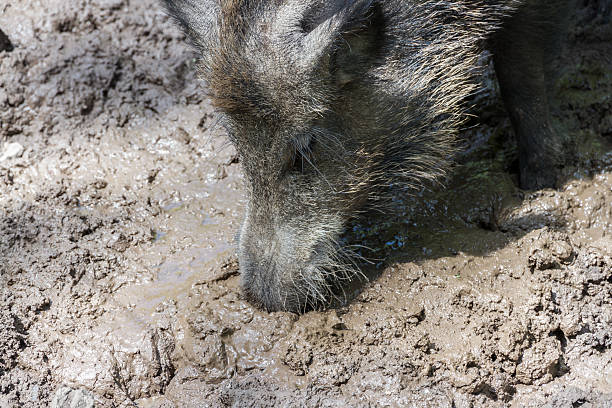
[163,0,572,312]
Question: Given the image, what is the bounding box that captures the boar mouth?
[290,240,371,312]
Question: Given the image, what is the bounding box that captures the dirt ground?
[0,1,611,407]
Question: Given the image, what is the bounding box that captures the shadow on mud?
[328,161,611,309]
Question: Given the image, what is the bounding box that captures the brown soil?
[0,1,610,407]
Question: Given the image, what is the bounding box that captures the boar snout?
[238,208,346,312]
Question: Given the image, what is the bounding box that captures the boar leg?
[492,1,572,190]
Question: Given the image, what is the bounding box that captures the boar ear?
[162,0,219,52]
[301,0,382,86]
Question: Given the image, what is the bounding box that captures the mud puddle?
[1,0,611,407]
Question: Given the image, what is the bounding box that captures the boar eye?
[291,136,317,174]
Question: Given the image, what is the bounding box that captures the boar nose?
[238,235,309,312]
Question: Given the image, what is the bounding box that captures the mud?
[0,1,610,407]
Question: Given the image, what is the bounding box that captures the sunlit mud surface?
[1,1,610,407]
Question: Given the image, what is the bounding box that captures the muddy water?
[0,1,611,407]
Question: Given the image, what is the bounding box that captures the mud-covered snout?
[239,242,309,313]
[238,229,319,313]
[237,210,347,313]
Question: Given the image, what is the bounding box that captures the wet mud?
[0,1,611,407]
